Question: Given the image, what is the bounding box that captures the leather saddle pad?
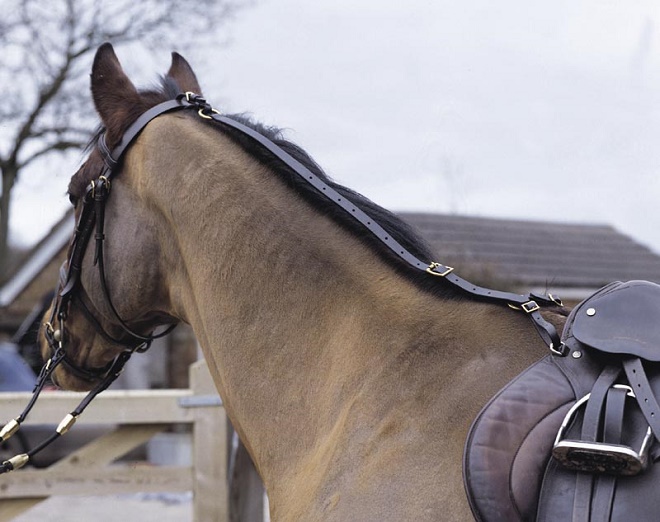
[464,280,660,521]
[463,355,584,521]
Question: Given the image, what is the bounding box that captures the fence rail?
[0,360,226,522]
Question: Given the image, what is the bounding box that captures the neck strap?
[178,93,564,352]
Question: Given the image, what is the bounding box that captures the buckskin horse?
[35,44,569,520]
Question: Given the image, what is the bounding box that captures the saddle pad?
[571,280,660,361]
[464,356,577,521]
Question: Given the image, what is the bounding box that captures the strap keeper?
[98,134,118,171]
[550,342,569,357]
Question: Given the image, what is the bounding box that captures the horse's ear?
[90,43,140,128]
[167,52,203,95]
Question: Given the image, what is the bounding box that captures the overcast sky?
[11,0,660,255]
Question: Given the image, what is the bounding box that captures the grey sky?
[11,0,660,254]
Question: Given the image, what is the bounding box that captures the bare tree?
[0,0,249,275]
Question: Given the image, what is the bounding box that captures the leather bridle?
[1,91,564,473]
[0,97,193,473]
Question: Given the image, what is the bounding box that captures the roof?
[0,211,74,308]
[2,210,660,325]
[400,212,660,297]
[0,210,74,334]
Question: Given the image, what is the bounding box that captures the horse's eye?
[68,192,79,207]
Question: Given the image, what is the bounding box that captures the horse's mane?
[73,77,454,297]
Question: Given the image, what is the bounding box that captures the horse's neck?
[137,116,548,516]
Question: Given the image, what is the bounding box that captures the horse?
[40,43,567,521]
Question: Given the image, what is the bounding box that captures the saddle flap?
[570,280,660,361]
[464,356,578,521]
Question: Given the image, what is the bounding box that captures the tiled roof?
[3,210,660,319]
[0,211,74,308]
[400,213,660,293]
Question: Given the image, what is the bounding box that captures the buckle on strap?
[522,300,540,313]
[552,386,653,476]
[507,300,541,313]
[426,262,454,277]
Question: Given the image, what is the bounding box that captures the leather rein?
[0,92,563,473]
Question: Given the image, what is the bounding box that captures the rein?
[0,100,186,473]
[0,92,563,474]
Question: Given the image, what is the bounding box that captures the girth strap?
[572,366,622,522]
[589,387,627,522]
[623,357,660,441]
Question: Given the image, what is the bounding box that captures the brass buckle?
[89,176,111,199]
[521,300,540,313]
[552,385,652,476]
[548,293,563,306]
[198,108,220,120]
[426,262,454,277]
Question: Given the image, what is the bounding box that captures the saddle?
[464,280,660,521]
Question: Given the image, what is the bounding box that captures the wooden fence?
[0,360,227,522]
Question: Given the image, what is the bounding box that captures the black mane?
[214,113,456,297]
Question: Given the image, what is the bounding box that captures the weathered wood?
[0,425,169,519]
[229,435,265,522]
[168,324,199,389]
[191,360,228,522]
[0,360,228,522]
[52,424,170,468]
[0,389,195,425]
[0,499,40,521]
[0,465,192,498]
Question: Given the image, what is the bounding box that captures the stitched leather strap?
[99,99,186,175]
[590,387,627,522]
[572,366,621,522]
[200,109,562,350]
[623,357,660,440]
[93,94,562,352]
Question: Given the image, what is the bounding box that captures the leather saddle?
[463,280,660,521]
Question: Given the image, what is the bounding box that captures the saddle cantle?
[571,280,660,361]
[464,280,660,522]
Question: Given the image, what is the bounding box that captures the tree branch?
[17,139,87,170]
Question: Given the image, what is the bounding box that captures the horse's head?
[40,44,202,391]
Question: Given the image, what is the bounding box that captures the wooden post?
[190,360,228,522]
[229,435,265,522]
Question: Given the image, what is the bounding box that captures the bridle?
[0,96,197,473]
[0,91,564,473]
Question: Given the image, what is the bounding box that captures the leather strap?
[623,357,660,441]
[73,93,563,353]
[572,366,621,522]
[590,387,627,522]
[195,106,562,351]
[99,99,186,175]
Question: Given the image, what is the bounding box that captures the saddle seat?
[463,280,660,521]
